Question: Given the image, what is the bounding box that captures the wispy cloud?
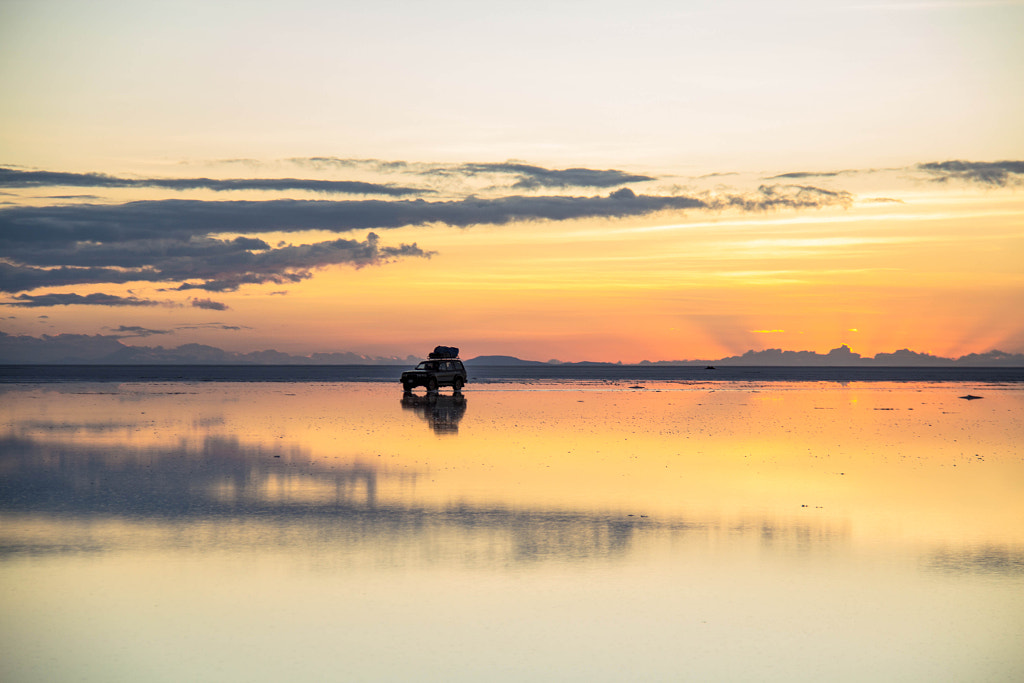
[453,162,654,189]
[706,184,853,211]
[175,322,251,331]
[766,171,844,180]
[0,168,429,197]
[917,160,1024,186]
[1,293,167,307]
[286,157,655,190]
[190,298,229,311]
[107,325,173,337]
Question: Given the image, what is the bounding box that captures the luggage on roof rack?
[428,345,460,359]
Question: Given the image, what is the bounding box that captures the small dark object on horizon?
[959,394,983,400]
[706,366,716,370]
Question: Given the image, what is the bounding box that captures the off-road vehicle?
[401,346,467,393]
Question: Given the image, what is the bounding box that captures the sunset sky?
[2,0,1023,362]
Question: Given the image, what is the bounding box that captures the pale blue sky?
[3,0,1022,172]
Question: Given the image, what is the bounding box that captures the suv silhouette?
[401,347,467,393]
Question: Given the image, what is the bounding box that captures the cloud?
[0,195,705,287]
[917,160,1024,186]
[708,184,853,211]
[696,171,740,179]
[766,171,843,179]
[0,193,719,252]
[175,322,252,331]
[287,157,411,173]
[190,298,229,311]
[41,194,102,200]
[0,155,865,302]
[1,292,166,307]
[454,162,655,189]
[0,182,856,295]
[285,157,656,189]
[0,231,434,293]
[107,325,173,337]
[0,167,429,197]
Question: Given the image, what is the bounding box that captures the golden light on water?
[2,381,1022,681]
[5,382,1021,544]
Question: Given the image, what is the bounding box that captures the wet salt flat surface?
[1,380,1023,682]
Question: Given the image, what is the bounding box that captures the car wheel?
[453,377,464,392]
[402,381,414,392]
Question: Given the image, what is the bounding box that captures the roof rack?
[427,345,460,359]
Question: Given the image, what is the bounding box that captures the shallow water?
[2,381,1022,682]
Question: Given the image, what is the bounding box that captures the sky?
[1,0,1023,362]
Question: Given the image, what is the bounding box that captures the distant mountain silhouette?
[1,333,1022,366]
[465,355,551,366]
[0,331,417,365]
[468,345,1024,367]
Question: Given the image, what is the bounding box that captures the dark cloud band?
[2,293,164,307]
[0,168,429,197]
[0,193,707,248]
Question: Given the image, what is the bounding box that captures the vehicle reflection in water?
[400,391,467,434]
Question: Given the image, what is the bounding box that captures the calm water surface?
[1,381,1022,682]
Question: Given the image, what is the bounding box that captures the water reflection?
[2,382,1023,682]
[925,545,1024,576]
[400,392,467,434]
[0,433,385,516]
[0,430,857,566]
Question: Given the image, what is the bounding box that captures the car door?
[438,361,455,384]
